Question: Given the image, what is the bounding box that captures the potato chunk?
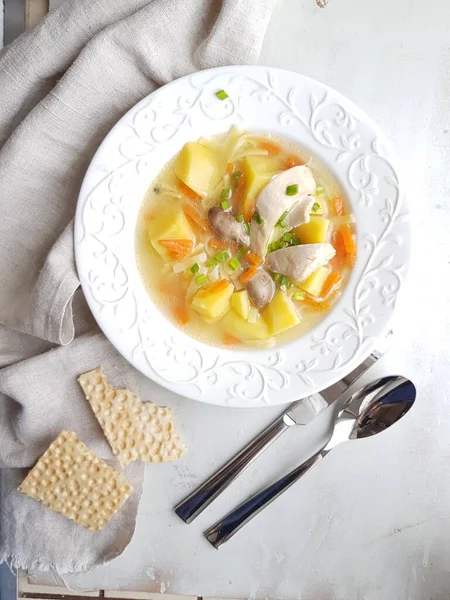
[299,266,330,297]
[294,216,331,244]
[149,207,194,261]
[263,290,300,336]
[192,280,234,320]
[230,290,250,320]
[222,309,271,341]
[175,142,221,196]
[241,156,281,221]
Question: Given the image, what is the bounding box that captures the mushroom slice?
[265,243,336,284]
[250,166,316,257]
[245,270,276,309]
[208,206,250,246]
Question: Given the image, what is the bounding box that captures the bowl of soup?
[136,128,356,350]
[75,66,410,407]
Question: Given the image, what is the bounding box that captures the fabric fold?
[0,0,277,573]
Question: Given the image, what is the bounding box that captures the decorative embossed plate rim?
[74,66,410,408]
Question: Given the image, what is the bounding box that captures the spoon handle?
[175,415,292,523]
[204,450,325,549]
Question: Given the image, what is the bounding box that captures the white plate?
[75,66,410,408]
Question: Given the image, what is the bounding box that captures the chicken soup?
[136,127,356,349]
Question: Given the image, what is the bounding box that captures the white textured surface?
[31,0,450,598]
[0,1,3,47]
[75,65,409,408]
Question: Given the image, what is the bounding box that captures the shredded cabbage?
[208,265,220,282]
[233,148,269,160]
[172,252,207,274]
[186,265,207,299]
[222,126,244,163]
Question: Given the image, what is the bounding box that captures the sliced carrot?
[240,266,258,284]
[222,333,240,345]
[330,229,346,271]
[173,302,190,325]
[331,196,345,216]
[245,252,262,267]
[158,238,193,260]
[205,279,229,295]
[243,203,255,223]
[209,237,230,251]
[177,179,202,203]
[301,296,332,311]
[340,225,357,255]
[233,171,246,214]
[226,162,235,175]
[321,271,343,299]
[284,155,303,169]
[259,140,281,155]
[346,253,357,268]
[182,203,210,233]
[158,239,193,251]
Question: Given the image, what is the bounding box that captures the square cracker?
[78,367,187,467]
[18,430,133,532]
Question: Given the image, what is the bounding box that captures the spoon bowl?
[325,375,416,452]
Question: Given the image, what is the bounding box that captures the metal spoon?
[204,375,416,548]
[175,345,388,524]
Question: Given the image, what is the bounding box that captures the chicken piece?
[284,196,316,229]
[208,207,250,246]
[250,166,316,257]
[265,243,336,284]
[245,270,276,309]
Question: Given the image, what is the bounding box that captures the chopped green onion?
[190,263,200,275]
[220,188,232,199]
[276,211,288,228]
[206,258,219,267]
[216,89,229,101]
[279,275,294,288]
[316,186,324,195]
[286,184,299,196]
[282,232,294,242]
[237,245,249,259]
[272,273,282,283]
[243,222,250,232]
[312,202,321,212]
[293,291,305,300]
[228,257,240,271]
[220,199,231,210]
[268,241,281,253]
[196,274,207,285]
[215,250,230,263]
[252,211,264,225]
[236,213,244,223]
[231,171,242,180]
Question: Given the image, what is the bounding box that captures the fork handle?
[174,415,291,523]
[204,451,324,548]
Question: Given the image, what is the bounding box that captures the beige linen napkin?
[0,0,276,572]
